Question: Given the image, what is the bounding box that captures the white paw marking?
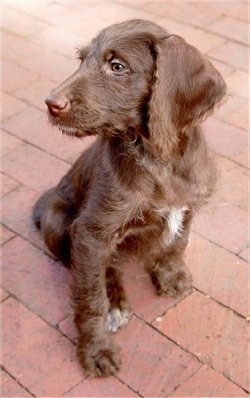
[105,308,132,333]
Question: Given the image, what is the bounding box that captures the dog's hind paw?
[105,308,132,333]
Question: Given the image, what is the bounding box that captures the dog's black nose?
[45,95,69,116]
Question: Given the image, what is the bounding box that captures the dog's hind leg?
[144,209,193,297]
[33,187,74,267]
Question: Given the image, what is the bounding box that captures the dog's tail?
[32,188,55,229]
[32,188,73,268]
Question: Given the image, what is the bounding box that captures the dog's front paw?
[77,338,121,377]
[151,264,192,297]
[105,307,132,333]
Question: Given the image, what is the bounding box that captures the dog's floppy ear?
[148,35,227,161]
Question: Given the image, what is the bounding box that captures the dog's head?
[46,19,166,138]
[46,19,226,159]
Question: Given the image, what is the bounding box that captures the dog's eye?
[111,62,125,72]
[109,59,128,75]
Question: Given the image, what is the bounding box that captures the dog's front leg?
[70,214,121,378]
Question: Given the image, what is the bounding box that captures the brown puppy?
[33,19,226,377]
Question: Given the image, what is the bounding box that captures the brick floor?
[1,1,249,397]
[0,287,10,302]
[115,316,201,397]
[2,370,32,398]
[0,224,15,246]
[186,233,248,317]
[2,92,27,119]
[193,202,248,254]
[2,130,25,157]
[208,40,248,71]
[2,106,85,162]
[0,172,20,197]
[1,237,72,325]
[153,292,248,390]
[2,144,70,190]
[1,298,83,397]
[171,365,248,397]
[65,377,139,397]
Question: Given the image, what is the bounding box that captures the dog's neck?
[106,125,195,167]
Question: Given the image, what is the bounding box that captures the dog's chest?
[156,206,188,245]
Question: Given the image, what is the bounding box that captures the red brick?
[1,370,32,397]
[216,154,237,173]
[14,77,57,110]
[91,3,160,37]
[123,259,182,323]
[0,172,20,197]
[209,2,249,23]
[186,233,248,317]
[225,102,249,131]
[239,246,249,262]
[217,165,248,210]
[1,297,83,396]
[65,377,139,397]
[18,47,78,84]
[2,143,70,191]
[215,95,246,122]
[233,148,248,168]
[153,292,248,391]
[2,106,90,163]
[67,136,96,165]
[207,58,234,78]
[1,92,26,120]
[2,5,48,36]
[114,316,201,397]
[159,18,225,53]
[86,4,159,33]
[7,1,94,38]
[202,117,247,158]
[226,70,249,100]
[4,0,53,15]
[65,1,103,12]
[2,130,25,156]
[171,365,248,397]
[59,314,77,342]
[193,202,248,254]
[0,287,10,302]
[0,224,15,246]
[2,31,42,65]
[145,2,220,27]
[2,59,37,92]
[1,184,47,250]
[29,2,153,40]
[1,236,72,325]
[208,17,248,45]
[208,41,248,71]
[31,25,85,58]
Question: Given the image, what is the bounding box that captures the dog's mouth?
[58,125,79,135]
[48,112,96,138]
[48,111,109,139]
[57,123,98,139]
[48,113,81,136]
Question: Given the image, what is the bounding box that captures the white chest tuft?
[165,206,188,245]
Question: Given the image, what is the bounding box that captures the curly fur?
[33,19,226,377]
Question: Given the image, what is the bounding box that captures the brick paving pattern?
[1,1,249,397]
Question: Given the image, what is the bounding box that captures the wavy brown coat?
[33,19,227,377]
